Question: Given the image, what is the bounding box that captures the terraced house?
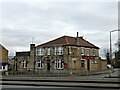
[35,32,101,73]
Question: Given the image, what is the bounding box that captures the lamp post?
[109,29,120,77]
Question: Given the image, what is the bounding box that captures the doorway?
[87,60,90,71]
[47,60,50,71]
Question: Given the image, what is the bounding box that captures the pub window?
[58,47,63,55]
[54,59,64,69]
[38,48,44,56]
[92,49,96,56]
[81,47,84,55]
[47,48,50,55]
[81,60,85,68]
[2,66,5,70]
[36,60,44,69]
[21,60,27,68]
[54,47,57,55]
[86,49,90,56]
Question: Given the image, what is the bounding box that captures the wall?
[0,45,8,62]
[0,45,8,71]
[100,60,107,70]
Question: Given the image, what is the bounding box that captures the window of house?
[47,48,50,55]
[38,48,44,56]
[92,49,96,56]
[81,47,84,55]
[21,60,27,68]
[54,59,64,69]
[81,60,85,68]
[36,60,44,69]
[54,47,57,55]
[36,49,38,56]
[58,47,63,55]
[0,66,2,69]
[2,66,5,70]
[86,49,90,56]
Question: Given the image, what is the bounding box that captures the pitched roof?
[0,44,8,51]
[36,36,99,49]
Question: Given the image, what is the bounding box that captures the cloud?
[0,1,118,58]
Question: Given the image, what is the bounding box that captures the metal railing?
[2,68,110,77]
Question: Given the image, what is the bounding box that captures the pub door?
[47,60,50,71]
[87,60,90,71]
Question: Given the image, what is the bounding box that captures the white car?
[107,64,113,69]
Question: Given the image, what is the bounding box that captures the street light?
[109,29,120,77]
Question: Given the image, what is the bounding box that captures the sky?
[0,0,119,58]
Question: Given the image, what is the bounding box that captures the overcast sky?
[0,0,119,58]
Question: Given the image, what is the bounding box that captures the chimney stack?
[30,44,36,71]
[30,44,35,51]
[76,32,80,46]
[77,32,79,37]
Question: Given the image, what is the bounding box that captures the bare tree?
[115,39,120,51]
[104,49,110,64]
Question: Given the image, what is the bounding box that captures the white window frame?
[54,47,57,55]
[54,59,64,69]
[38,48,44,56]
[81,60,85,68]
[86,49,90,56]
[21,60,27,68]
[92,49,96,56]
[81,47,84,55]
[36,49,38,56]
[58,47,63,55]
[36,60,44,69]
[47,48,50,55]
[0,65,8,71]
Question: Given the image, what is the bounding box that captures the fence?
[2,68,109,77]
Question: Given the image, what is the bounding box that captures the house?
[35,32,102,73]
[8,56,15,71]
[0,44,8,71]
[15,44,35,72]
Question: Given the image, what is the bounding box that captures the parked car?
[107,64,113,69]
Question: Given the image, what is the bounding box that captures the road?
[1,85,118,90]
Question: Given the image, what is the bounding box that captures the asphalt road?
[1,85,118,90]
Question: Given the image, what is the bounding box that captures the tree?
[115,39,120,51]
[114,40,120,68]
[104,49,110,64]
